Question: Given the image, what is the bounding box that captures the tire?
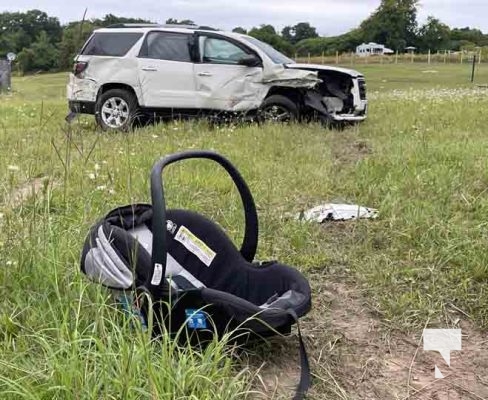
[260,95,299,123]
[95,88,139,131]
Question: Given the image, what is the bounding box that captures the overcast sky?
[1,0,487,35]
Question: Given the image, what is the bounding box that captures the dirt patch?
[327,131,372,166]
[2,177,51,208]
[251,276,488,399]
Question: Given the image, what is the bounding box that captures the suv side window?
[81,33,143,56]
[139,32,191,62]
[199,37,250,64]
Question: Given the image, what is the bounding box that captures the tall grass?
[2,65,488,398]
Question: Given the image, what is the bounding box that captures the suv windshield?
[240,36,294,65]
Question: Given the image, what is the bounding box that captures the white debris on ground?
[297,204,378,223]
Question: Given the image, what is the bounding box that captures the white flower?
[88,173,96,180]
[96,185,107,191]
[7,165,19,172]
[94,163,101,171]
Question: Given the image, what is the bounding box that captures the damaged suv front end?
[288,64,367,123]
[240,35,367,124]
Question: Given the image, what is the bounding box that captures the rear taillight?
[73,61,88,77]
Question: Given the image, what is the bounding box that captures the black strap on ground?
[288,310,311,400]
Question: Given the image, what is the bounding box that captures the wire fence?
[296,50,486,66]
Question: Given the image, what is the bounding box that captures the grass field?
[1,63,488,399]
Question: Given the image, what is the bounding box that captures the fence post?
[395,50,398,64]
[321,51,324,64]
[479,49,482,64]
[411,51,414,63]
[460,51,463,64]
[444,50,447,64]
[335,51,339,64]
[428,49,431,65]
[351,52,354,66]
[307,52,311,63]
[471,55,477,83]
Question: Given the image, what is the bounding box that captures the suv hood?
[286,63,363,78]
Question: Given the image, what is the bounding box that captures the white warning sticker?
[174,226,216,267]
[151,263,163,285]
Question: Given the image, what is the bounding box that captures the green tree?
[0,10,61,55]
[449,27,484,50]
[18,30,59,72]
[232,27,247,34]
[282,22,318,44]
[95,14,152,26]
[295,29,362,56]
[248,25,294,55]
[165,18,195,25]
[360,0,419,51]
[417,16,450,51]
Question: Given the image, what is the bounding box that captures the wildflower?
[88,173,96,180]
[7,165,19,172]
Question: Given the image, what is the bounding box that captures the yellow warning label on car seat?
[174,226,216,267]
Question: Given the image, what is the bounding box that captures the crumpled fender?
[262,64,321,88]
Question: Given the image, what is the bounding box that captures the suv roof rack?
[106,23,164,28]
[105,23,219,31]
[196,25,219,31]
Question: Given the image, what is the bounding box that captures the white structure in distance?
[356,42,394,57]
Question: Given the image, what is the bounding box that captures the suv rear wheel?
[261,95,299,123]
[95,89,139,131]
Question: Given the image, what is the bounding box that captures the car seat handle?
[147,150,259,298]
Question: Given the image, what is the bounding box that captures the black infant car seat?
[80,151,312,399]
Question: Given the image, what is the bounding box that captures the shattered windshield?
[241,36,295,65]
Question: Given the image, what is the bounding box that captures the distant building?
[356,42,394,57]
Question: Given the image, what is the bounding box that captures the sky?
[0,0,487,36]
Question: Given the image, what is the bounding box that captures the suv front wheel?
[260,95,299,123]
[95,89,139,131]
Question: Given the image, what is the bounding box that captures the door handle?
[142,66,158,72]
[198,72,213,77]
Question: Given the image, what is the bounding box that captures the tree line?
[1,1,487,73]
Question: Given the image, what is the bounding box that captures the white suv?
[67,24,367,131]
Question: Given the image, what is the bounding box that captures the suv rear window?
[139,32,191,62]
[81,32,143,56]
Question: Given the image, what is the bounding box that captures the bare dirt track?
[254,276,488,400]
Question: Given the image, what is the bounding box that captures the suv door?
[138,31,196,108]
[194,34,264,111]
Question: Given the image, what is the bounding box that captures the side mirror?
[238,54,262,67]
